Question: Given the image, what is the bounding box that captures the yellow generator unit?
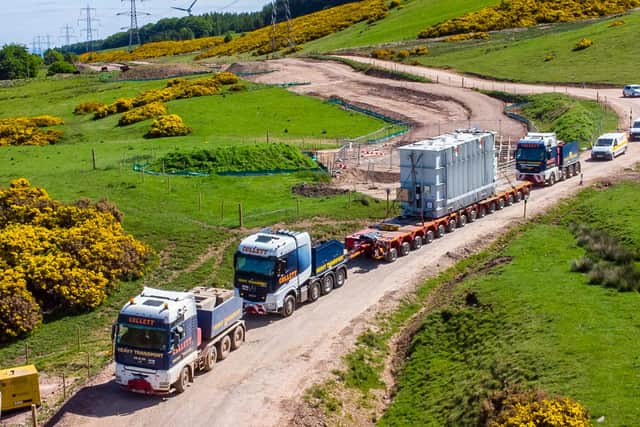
[0,364,41,412]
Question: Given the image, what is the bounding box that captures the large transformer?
[398,130,497,219]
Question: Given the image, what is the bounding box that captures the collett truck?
[113,286,244,394]
[515,132,581,185]
[234,229,347,317]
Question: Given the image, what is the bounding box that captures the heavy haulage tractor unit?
[113,287,245,394]
[515,132,581,185]
[234,229,348,317]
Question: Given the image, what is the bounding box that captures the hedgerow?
[0,178,150,341]
[196,0,388,58]
[118,102,167,126]
[78,36,224,63]
[419,0,640,38]
[0,116,64,146]
[145,114,191,138]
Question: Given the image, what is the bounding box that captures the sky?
[0,0,269,50]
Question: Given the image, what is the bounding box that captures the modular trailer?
[113,286,245,394]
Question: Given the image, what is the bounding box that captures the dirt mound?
[293,183,349,197]
[115,63,211,80]
[226,62,277,75]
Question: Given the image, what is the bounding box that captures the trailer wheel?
[385,248,398,263]
[448,219,456,233]
[488,202,496,214]
[575,162,581,174]
[217,335,232,360]
[458,214,467,227]
[334,267,346,288]
[203,346,217,372]
[515,191,523,203]
[425,230,434,244]
[174,366,189,393]
[479,206,487,218]
[411,236,423,250]
[497,199,505,210]
[469,210,477,222]
[309,280,321,302]
[321,274,334,295]
[400,241,411,256]
[231,325,245,350]
[507,195,514,206]
[436,224,446,238]
[282,294,296,317]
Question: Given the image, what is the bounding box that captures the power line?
[78,4,99,52]
[270,0,294,54]
[60,25,75,47]
[118,0,150,52]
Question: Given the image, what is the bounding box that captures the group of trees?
[0,44,78,80]
[62,0,358,54]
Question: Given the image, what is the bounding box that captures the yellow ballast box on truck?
[0,364,41,412]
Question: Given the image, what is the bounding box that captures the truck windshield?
[595,138,613,147]
[118,325,167,351]
[633,121,640,128]
[516,147,545,161]
[236,255,275,276]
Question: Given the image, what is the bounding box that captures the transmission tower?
[118,0,150,52]
[78,5,99,52]
[270,0,295,54]
[60,25,75,47]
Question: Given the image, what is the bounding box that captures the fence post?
[239,203,244,229]
[31,404,37,427]
[386,188,391,216]
[87,353,91,378]
[25,343,29,364]
[91,148,96,170]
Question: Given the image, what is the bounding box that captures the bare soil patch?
[292,183,348,198]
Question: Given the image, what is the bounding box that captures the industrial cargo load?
[398,130,497,219]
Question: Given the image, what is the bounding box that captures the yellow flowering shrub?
[0,179,151,341]
[118,102,167,126]
[573,38,593,51]
[74,101,106,115]
[0,116,65,146]
[78,36,224,63]
[146,114,191,138]
[446,32,489,42]
[371,48,395,59]
[608,19,624,27]
[420,0,640,38]
[196,0,388,58]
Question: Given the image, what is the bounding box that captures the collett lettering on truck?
[128,317,156,326]
[278,270,298,284]
[241,246,268,255]
[172,336,193,355]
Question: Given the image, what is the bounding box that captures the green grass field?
[379,180,640,426]
[410,11,640,84]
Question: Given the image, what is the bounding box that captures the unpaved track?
[48,60,640,427]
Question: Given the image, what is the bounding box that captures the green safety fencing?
[133,163,325,177]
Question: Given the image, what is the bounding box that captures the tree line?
[62,0,357,54]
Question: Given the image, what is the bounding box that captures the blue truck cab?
[235,229,348,317]
[516,132,580,185]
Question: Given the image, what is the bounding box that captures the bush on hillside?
[573,38,593,51]
[118,102,167,126]
[0,116,64,146]
[446,32,489,42]
[74,101,105,115]
[0,178,150,340]
[145,114,191,138]
[47,60,76,76]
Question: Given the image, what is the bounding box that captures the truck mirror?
[111,323,118,341]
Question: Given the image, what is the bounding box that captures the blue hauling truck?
[515,132,581,185]
[113,286,244,394]
[235,229,348,317]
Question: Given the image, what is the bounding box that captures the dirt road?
[46,60,640,427]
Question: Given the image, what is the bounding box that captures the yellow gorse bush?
[573,38,593,51]
[446,32,489,42]
[0,178,151,341]
[78,36,224,63]
[419,0,640,38]
[146,114,191,138]
[196,0,388,58]
[88,72,239,120]
[0,115,65,146]
[118,102,168,126]
[74,101,106,115]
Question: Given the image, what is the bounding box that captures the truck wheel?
[437,224,446,238]
[425,230,434,244]
[458,214,467,227]
[469,210,477,222]
[174,366,189,393]
[231,325,244,350]
[282,294,296,317]
[479,206,487,217]
[217,335,232,360]
[400,241,411,256]
[411,236,423,250]
[548,173,556,186]
[309,280,320,302]
[448,219,456,233]
[385,248,398,263]
[507,195,514,206]
[497,199,505,210]
[203,347,217,372]
[515,191,522,202]
[575,162,581,174]
[488,202,496,214]
[334,267,346,288]
[321,274,334,295]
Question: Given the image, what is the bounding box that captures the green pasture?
[380,181,640,426]
[411,11,640,84]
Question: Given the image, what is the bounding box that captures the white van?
[630,117,640,141]
[591,132,628,160]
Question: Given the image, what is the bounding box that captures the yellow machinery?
[0,364,41,412]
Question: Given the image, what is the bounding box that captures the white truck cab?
[629,117,640,141]
[591,132,628,160]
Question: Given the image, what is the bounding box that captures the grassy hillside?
[411,11,640,84]
[380,180,640,426]
[303,0,497,52]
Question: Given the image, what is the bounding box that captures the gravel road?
[46,59,640,427]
